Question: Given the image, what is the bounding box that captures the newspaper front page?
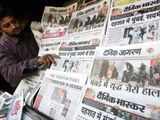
[40,3,77,55]
[33,69,87,120]
[104,0,160,46]
[41,3,77,31]
[74,42,160,120]
[59,0,110,57]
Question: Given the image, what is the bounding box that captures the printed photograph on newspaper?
[50,57,93,75]
[68,0,109,34]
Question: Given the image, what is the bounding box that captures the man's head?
[0,5,27,36]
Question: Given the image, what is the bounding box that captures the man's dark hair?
[0,4,14,20]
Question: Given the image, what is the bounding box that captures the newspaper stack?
[0,92,13,119]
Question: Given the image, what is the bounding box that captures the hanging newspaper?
[41,3,77,31]
[59,0,110,57]
[74,42,160,120]
[104,0,160,46]
[33,69,87,120]
[40,3,77,55]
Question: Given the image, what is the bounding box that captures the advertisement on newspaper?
[33,70,87,120]
[104,0,160,46]
[74,42,160,120]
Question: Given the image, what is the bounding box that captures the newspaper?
[14,70,45,107]
[33,69,87,120]
[41,2,77,37]
[41,3,77,31]
[104,0,160,46]
[7,92,24,120]
[68,0,109,34]
[59,0,110,57]
[74,42,160,120]
[40,3,77,55]
[0,92,12,119]
[74,88,149,120]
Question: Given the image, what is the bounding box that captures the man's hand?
[37,54,60,66]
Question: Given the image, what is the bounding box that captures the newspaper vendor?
[0,5,58,94]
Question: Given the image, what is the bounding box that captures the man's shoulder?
[0,34,8,46]
[0,34,13,51]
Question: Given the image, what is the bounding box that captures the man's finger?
[46,57,52,65]
[48,55,57,65]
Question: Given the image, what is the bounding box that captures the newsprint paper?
[74,42,160,120]
[39,2,77,55]
[33,69,87,120]
[59,0,110,57]
[104,0,160,46]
